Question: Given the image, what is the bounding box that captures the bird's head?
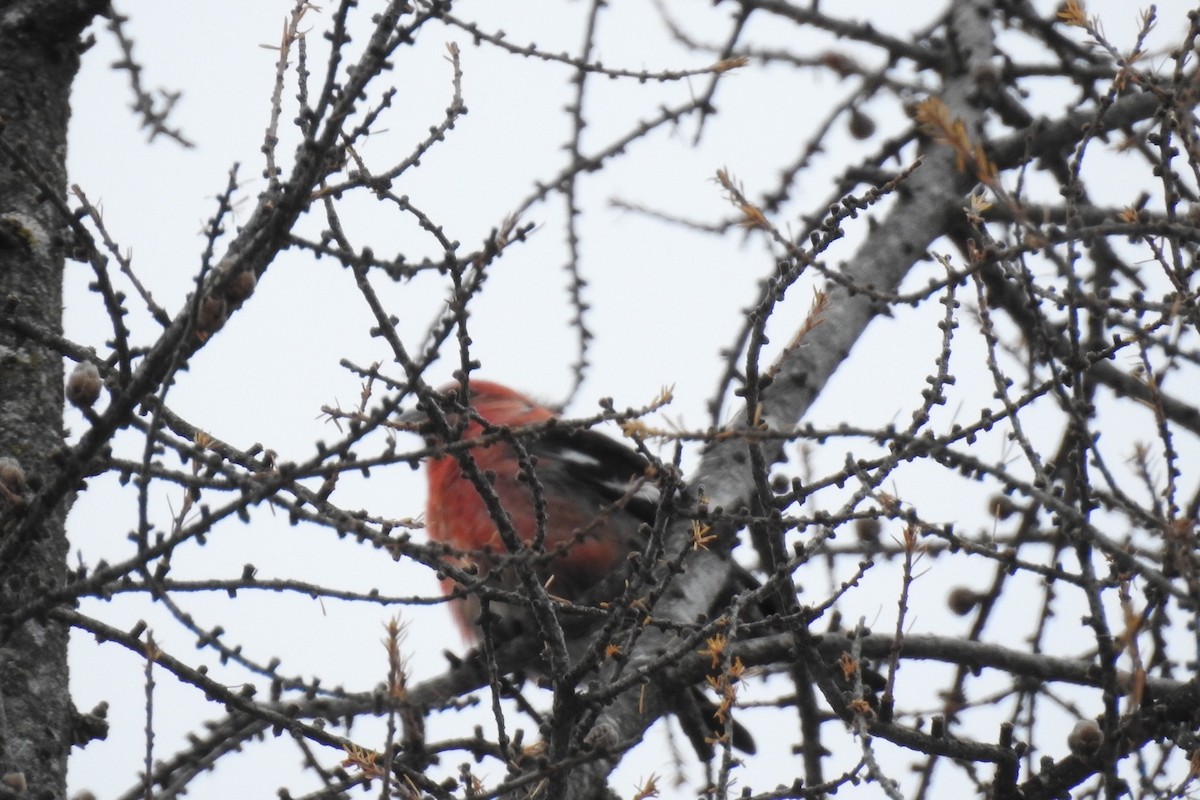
[398,380,556,443]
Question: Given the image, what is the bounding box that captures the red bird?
[413,380,655,640]
[406,380,756,757]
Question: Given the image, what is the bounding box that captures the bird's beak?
[396,386,471,437]
[395,404,428,432]
[397,389,460,434]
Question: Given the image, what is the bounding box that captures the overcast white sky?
[59,1,1197,797]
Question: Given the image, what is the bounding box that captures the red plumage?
[417,380,652,640]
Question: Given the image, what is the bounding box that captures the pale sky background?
[59,1,1196,797]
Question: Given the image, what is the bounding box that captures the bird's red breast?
[417,381,646,639]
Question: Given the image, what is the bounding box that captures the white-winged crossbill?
[405,379,755,758]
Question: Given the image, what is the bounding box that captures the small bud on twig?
[1,771,26,793]
[947,587,983,616]
[66,361,103,408]
[225,271,257,303]
[1067,719,1103,758]
[0,456,27,505]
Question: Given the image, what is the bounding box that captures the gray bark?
[0,4,103,798]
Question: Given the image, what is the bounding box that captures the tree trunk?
[0,5,101,797]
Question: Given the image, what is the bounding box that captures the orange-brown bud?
[66,361,103,409]
[0,456,27,497]
[947,587,982,616]
[196,294,227,333]
[1068,719,1103,758]
[225,271,257,303]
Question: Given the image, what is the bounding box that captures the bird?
[403,379,756,757]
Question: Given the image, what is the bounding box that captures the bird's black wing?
[529,427,662,524]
